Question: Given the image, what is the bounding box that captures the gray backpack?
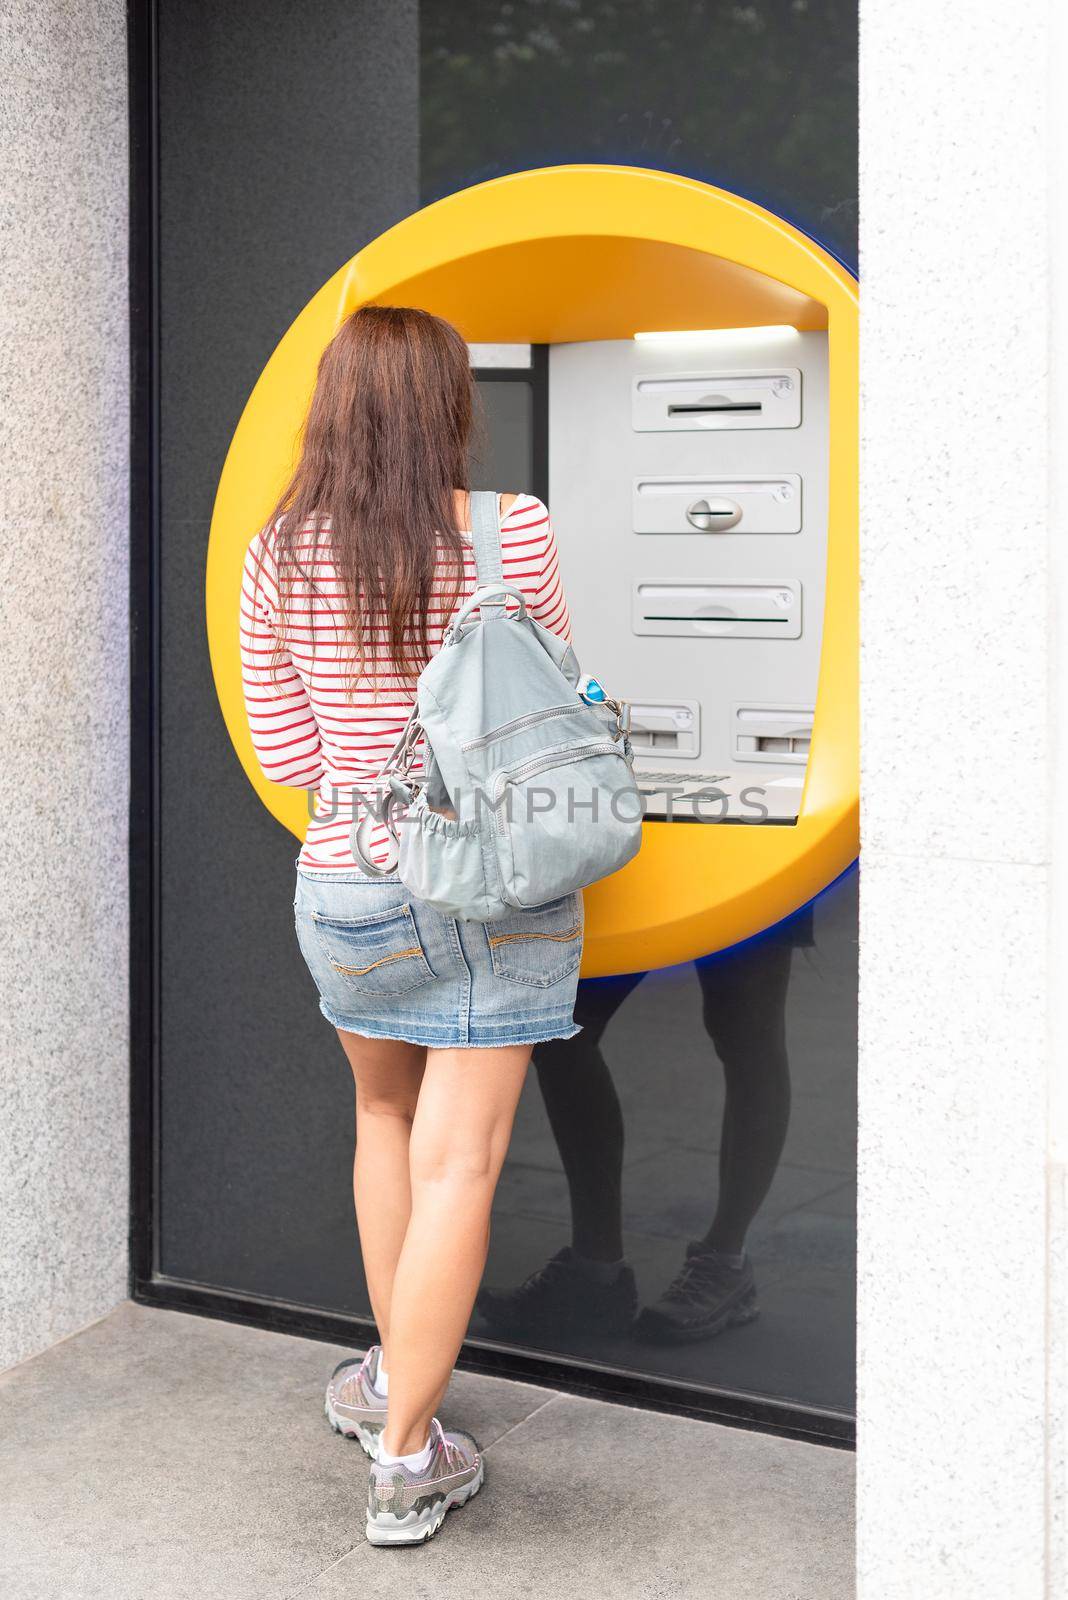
[353,492,642,920]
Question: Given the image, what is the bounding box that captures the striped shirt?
[240,494,572,869]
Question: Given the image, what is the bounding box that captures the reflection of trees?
[420,0,857,265]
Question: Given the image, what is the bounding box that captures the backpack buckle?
[395,718,422,776]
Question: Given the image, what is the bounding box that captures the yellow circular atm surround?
[207,164,858,977]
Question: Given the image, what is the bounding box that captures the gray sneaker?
[366,1418,484,1546]
[324,1345,387,1458]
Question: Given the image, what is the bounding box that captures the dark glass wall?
[148,0,857,1431]
[154,0,420,1295]
[421,0,858,268]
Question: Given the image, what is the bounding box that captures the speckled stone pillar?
[859,1,1062,1594]
[0,1,128,1370]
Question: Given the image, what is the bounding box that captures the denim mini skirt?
[294,864,584,1049]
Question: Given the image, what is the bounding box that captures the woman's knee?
[355,1082,419,1125]
[407,1044,529,1190]
[408,1123,503,1189]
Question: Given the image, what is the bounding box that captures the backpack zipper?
[460,702,583,753]
[490,740,624,836]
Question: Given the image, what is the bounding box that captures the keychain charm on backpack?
[579,676,632,751]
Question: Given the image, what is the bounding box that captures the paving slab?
[0,1301,853,1600]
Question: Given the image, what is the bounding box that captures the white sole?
[365,1459,485,1546]
[324,1394,382,1460]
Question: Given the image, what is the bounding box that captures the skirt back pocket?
[311,904,435,995]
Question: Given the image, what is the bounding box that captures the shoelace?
[339,1345,376,1401]
[433,1418,463,1471]
[663,1252,725,1303]
[513,1254,570,1298]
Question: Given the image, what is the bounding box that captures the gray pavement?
[0,1302,854,1599]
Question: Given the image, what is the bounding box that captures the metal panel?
[632,368,802,431]
[551,330,829,818]
[633,474,802,535]
[633,581,802,639]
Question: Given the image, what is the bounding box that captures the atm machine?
[548,331,826,826]
[209,163,858,972]
[206,164,858,1423]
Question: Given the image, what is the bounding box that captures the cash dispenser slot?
[633,475,802,534]
[669,400,759,416]
[633,583,802,639]
[732,704,814,764]
[627,699,701,758]
[632,369,802,432]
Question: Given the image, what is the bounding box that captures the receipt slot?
[206,166,858,974]
[632,368,803,431]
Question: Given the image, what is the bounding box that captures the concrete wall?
[0,1,129,1370]
[858,1,1062,1593]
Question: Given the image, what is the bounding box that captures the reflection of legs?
[636,938,794,1342]
[697,940,794,1253]
[535,973,644,1261]
[475,974,644,1336]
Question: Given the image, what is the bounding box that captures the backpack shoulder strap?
[469,491,506,619]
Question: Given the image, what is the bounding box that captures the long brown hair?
[264,305,475,684]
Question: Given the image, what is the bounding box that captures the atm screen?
[470,346,547,503]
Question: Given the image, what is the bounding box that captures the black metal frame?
[126,0,854,1452]
[128,0,160,1297]
[136,1274,853,1447]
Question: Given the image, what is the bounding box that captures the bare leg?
[336,1030,426,1359]
[382,1043,531,1456]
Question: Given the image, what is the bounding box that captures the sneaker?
[476,1247,638,1337]
[366,1419,484,1546]
[324,1345,387,1458]
[635,1243,759,1343]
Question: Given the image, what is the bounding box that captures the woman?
[239,306,581,1546]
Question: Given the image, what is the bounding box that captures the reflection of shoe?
[636,1242,759,1343]
[324,1345,388,1457]
[366,1419,484,1546]
[477,1246,638,1336]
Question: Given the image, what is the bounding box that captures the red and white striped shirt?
[240,494,572,869]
